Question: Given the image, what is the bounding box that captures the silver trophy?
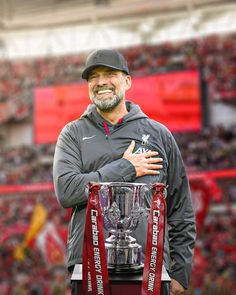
[97,182,150,273]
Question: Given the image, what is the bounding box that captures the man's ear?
[125,75,132,90]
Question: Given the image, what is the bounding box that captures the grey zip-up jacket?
[53,101,196,289]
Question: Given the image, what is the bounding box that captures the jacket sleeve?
[53,123,136,208]
[165,133,196,289]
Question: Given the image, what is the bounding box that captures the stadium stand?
[0,33,236,294]
[0,33,236,126]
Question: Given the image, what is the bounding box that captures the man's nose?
[96,75,109,85]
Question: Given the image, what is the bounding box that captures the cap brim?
[82,63,129,80]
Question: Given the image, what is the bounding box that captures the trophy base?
[107,264,144,273]
[105,235,143,273]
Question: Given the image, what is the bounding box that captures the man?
[53,48,196,295]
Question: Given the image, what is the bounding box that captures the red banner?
[141,184,166,295]
[0,183,54,194]
[34,70,201,144]
[83,183,110,295]
[36,222,66,266]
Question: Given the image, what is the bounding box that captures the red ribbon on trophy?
[141,184,166,295]
[83,182,166,295]
[83,183,110,295]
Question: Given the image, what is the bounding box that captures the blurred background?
[0,0,236,294]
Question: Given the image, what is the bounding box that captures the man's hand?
[123,140,163,177]
[170,279,185,295]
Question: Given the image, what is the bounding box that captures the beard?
[90,86,125,112]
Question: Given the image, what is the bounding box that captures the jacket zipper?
[102,118,124,139]
[102,121,109,139]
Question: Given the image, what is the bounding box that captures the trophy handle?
[149,182,166,195]
[87,181,102,192]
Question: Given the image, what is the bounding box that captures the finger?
[144,151,159,157]
[125,140,135,153]
[144,169,160,175]
[147,164,163,170]
[147,157,163,164]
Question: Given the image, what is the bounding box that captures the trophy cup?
[97,182,150,272]
[83,181,166,295]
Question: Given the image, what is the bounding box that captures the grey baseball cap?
[81,49,130,80]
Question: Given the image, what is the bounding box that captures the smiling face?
[87,66,131,112]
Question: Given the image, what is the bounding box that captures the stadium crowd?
[0,32,236,294]
[0,32,236,124]
[0,124,235,185]
[189,207,236,295]
[0,144,54,185]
